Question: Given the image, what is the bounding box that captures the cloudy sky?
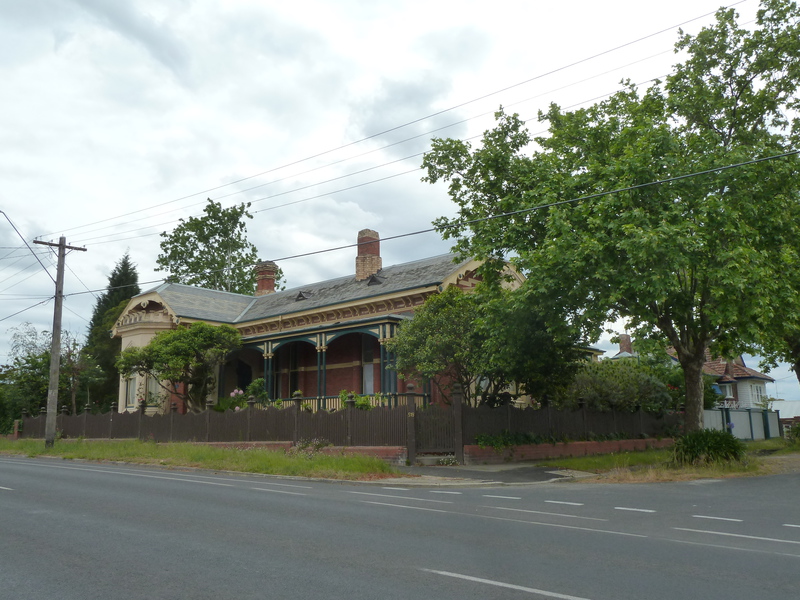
[2,0,797,401]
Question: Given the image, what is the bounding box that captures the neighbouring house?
[112,229,519,413]
[611,334,774,409]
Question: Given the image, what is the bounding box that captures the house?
[612,334,774,408]
[112,229,517,412]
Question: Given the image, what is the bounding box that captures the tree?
[556,360,674,414]
[84,253,141,411]
[637,351,724,412]
[155,199,262,294]
[422,0,800,432]
[115,322,242,412]
[0,324,94,431]
[387,287,486,405]
[475,285,583,401]
[386,286,580,405]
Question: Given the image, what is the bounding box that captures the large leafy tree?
[84,253,140,411]
[386,286,580,405]
[156,199,261,294]
[116,322,242,412]
[422,0,800,431]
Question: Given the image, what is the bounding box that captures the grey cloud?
[205,10,350,131]
[352,76,470,159]
[71,0,190,83]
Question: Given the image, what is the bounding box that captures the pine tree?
[83,253,141,410]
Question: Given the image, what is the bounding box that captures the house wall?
[736,381,768,409]
[115,310,176,413]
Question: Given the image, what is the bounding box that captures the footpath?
[378,462,594,487]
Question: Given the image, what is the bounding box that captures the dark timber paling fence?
[19,391,689,454]
[19,398,410,447]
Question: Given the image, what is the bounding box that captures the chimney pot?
[618,334,633,355]
[356,229,382,281]
[254,260,278,296]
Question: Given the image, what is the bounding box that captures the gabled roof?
[702,356,775,383]
[615,341,774,383]
[134,253,472,325]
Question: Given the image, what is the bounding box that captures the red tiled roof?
[665,349,774,382]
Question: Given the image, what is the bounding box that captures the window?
[753,385,765,405]
[125,376,137,409]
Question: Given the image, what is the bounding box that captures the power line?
[75,70,672,248]
[0,298,52,323]
[40,2,743,241]
[0,210,55,284]
[61,147,800,297]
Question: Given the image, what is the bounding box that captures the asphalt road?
[1,456,798,600]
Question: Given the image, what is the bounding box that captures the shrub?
[245,378,269,402]
[786,424,800,447]
[475,430,553,451]
[338,389,374,410]
[671,429,746,465]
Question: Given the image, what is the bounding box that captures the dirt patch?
[757,453,800,475]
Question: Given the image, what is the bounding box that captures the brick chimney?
[355,229,382,281]
[619,334,633,355]
[254,260,278,296]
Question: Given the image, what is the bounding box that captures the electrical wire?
[40,2,746,242]
[0,210,55,284]
[60,146,800,298]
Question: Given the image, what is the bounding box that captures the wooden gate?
[415,404,455,453]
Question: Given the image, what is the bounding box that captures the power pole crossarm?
[33,237,87,448]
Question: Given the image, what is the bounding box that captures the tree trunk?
[682,360,705,433]
[790,346,800,388]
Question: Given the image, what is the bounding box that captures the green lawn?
[0,439,399,480]
[535,438,800,482]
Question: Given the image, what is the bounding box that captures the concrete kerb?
[3,453,595,487]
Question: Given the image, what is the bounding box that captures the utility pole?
[33,236,87,448]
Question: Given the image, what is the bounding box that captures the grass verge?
[0,439,399,480]
[536,439,800,483]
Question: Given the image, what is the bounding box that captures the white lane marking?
[545,501,584,506]
[615,507,656,513]
[251,487,306,496]
[242,481,312,489]
[382,487,409,491]
[0,459,236,486]
[486,506,608,522]
[674,528,800,546]
[783,524,800,528]
[483,495,521,500]
[0,486,14,491]
[692,515,743,522]
[430,491,462,494]
[362,501,449,513]
[366,501,644,537]
[421,569,593,600]
[666,537,800,558]
[349,491,452,504]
